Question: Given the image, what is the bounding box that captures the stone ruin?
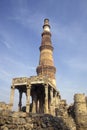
[0,19,87,130]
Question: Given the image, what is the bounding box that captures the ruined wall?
[0,102,10,111]
[0,110,76,130]
[1,95,87,130]
[74,94,87,130]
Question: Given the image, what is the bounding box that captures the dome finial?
[43,18,50,32]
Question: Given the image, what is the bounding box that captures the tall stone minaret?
[36,19,56,87]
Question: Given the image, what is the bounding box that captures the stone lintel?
[31,81,44,85]
[12,77,28,85]
[12,83,27,86]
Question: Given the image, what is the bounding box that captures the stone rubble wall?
[0,94,87,130]
[0,110,76,130]
[0,102,10,111]
[56,103,76,130]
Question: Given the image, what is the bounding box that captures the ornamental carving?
[12,77,28,85]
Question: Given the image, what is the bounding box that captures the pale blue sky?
[0,0,87,108]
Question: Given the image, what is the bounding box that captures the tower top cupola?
[43,19,50,32]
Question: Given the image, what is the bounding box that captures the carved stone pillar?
[44,84,48,113]
[50,87,53,105]
[39,95,44,113]
[26,85,31,113]
[50,87,54,115]
[32,94,37,113]
[9,85,15,110]
[55,91,57,106]
[37,100,39,113]
[18,90,22,111]
[56,92,60,108]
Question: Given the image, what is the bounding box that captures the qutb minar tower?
[36,19,56,87]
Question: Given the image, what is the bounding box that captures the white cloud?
[0,39,11,49]
[0,30,13,49]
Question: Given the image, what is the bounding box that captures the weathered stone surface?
[0,111,77,130]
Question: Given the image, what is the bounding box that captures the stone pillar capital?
[11,85,15,89]
[26,84,31,89]
[50,87,53,91]
[44,83,48,87]
[19,89,23,93]
[55,91,57,96]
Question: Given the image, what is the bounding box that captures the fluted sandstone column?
[50,87,54,115]
[37,100,39,113]
[9,85,15,110]
[26,85,31,113]
[32,95,37,113]
[39,95,44,113]
[50,88,53,105]
[18,90,22,111]
[44,84,48,113]
[54,91,57,106]
[56,93,60,107]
